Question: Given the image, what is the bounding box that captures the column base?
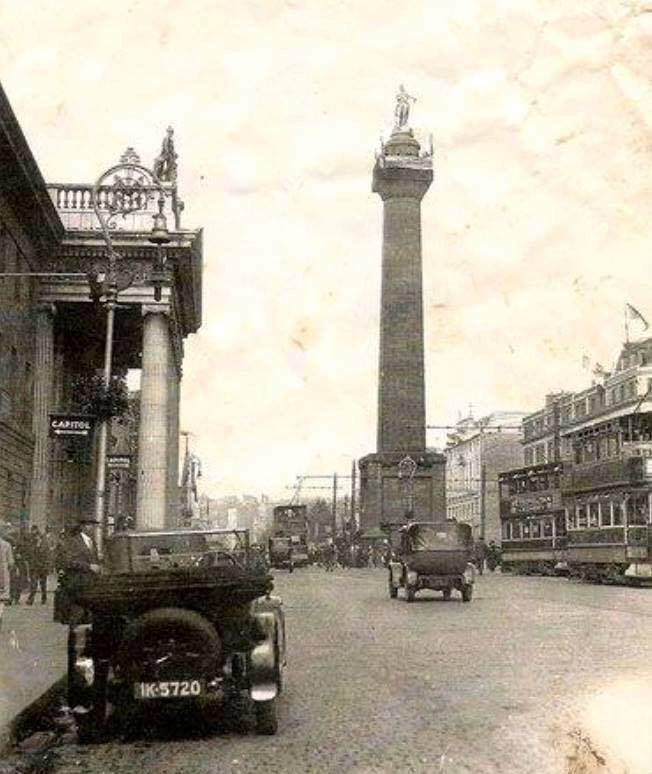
[358,450,446,532]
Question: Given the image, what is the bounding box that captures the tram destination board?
[48,413,95,438]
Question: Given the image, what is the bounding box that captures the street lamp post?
[90,148,170,550]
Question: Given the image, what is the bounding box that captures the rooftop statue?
[394,85,416,131]
[153,126,178,183]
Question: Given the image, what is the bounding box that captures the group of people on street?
[0,523,57,607]
[309,540,392,570]
[0,515,103,633]
[472,538,502,575]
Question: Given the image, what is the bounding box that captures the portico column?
[136,307,170,528]
[166,361,180,526]
[30,304,55,529]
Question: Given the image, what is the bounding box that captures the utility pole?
[479,462,486,540]
[331,472,338,539]
[350,460,357,530]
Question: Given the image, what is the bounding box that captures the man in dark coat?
[60,517,101,575]
[55,516,101,626]
[57,516,102,712]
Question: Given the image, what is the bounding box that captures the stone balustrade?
[47,182,178,232]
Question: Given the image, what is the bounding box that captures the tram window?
[566,510,574,530]
[627,496,648,525]
[502,523,510,540]
[522,522,531,538]
[543,519,553,538]
[612,503,623,526]
[584,441,597,463]
[512,522,522,540]
[599,502,612,528]
[577,505,588,529]
[588,502,599,528]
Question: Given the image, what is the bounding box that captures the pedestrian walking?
[0,530,14,632]
[9,528,29,605]
[26,525,51,604]
[473,537,486,576]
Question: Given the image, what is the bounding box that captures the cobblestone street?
[44,569,652,774]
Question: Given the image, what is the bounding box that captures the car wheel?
[254,697,278,735]
[115,608,221,682]
[461,584,473,603]
[442,588,451,601]
[406,586,416,603]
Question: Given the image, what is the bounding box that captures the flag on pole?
[625,303,649,330]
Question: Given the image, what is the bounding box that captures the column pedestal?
[358,451,446,531]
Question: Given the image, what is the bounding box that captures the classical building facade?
[0,83,202,533]
[445,412,526,541]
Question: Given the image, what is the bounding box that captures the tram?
[269,504,310,568]
[498,462,567,576]
[499,414,652,583]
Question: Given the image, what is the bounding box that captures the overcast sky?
[2,1,652,498]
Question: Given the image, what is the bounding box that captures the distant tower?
[359,88,446,530]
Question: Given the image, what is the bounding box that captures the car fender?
[389,561,403,587]
[249,610,279,701]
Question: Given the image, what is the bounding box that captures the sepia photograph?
[0,2,652,772]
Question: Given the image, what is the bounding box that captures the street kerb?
[0,675,66,758]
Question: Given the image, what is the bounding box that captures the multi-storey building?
[445,411,527,541]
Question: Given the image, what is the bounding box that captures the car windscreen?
[407,525,464,550]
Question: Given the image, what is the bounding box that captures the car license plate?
[134,679,204,699]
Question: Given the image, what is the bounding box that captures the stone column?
[136,308,170,529]
[30,304,55,529]
[373,131,432,454]
[166,361,180,527]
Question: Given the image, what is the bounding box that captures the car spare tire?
[115,607,221,682]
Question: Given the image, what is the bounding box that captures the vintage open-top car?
[55,527,286,741]
[386,520,475,603]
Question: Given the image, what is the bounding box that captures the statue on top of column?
[153,126,178,183]
[394,85,416,132]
